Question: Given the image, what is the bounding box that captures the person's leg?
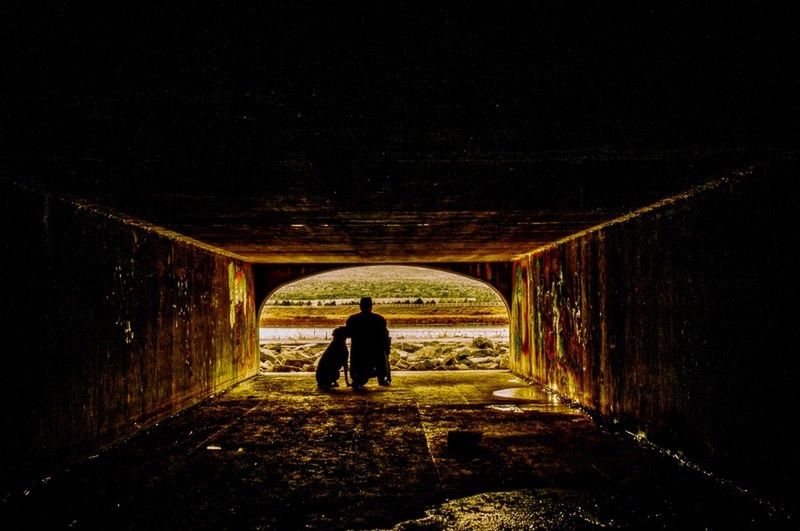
[350,358,369,389]
[376,353,391,386]
[351,371,368,389]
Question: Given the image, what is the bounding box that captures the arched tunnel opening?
[258,265,510,376]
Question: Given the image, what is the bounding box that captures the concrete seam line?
[416,399,443,489]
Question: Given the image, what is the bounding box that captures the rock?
[259,347,277,361]
[448,430,482,452]
[454,348,472,360]
[262,336,509,373]
[408,345,440,361]
[261,351,280,364]
[396,342,425,353]
[299,343,320,350]
[437,344,457,355]
[472,337,495,349]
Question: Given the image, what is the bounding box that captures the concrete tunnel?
[2,3,800,528]
[2,166,799,524]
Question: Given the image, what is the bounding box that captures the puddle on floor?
[485,404,524,413]
[492,387,552,401]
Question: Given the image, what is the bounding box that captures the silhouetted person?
[346,297,391,389]
[315,326,350,389]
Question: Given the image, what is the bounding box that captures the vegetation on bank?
[263,266,508,327]
[271,265,504,304]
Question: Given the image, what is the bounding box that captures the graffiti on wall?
[228,262,247,328]
[228,262,249,364]
[532,257,545,367]
[546,263,566,365]
[512,259,531,361]
[528,245,593,397]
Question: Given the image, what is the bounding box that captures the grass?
[272,265,504,304]
[264,266,508,327]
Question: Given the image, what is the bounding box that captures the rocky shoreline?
[259,337,509,374]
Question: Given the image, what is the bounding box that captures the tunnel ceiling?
[3,4,798,262]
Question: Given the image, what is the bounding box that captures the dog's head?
[332,326,348,341]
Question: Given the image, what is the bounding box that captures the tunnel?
[2,3,800,529]
[257,265,510,373]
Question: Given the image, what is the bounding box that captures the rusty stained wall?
[509,164,800,503]
[0,182,257,489]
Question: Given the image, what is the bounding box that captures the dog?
[315,326,350,389]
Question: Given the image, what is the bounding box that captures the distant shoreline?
[261,304,509,328]
[260,326,509,343]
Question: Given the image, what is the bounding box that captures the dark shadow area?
[0,372,793,530]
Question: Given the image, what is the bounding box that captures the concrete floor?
[1,371,793,530]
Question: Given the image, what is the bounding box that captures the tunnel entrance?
[258,265,510,374]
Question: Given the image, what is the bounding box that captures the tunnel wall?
[509,164,800,503]
[0,182,257,489]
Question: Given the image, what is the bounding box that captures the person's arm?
[344,316,353,338]
[382,318,391,354]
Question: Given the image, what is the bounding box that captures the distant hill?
[271,266,504,304]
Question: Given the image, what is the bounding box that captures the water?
[260,326,509,342]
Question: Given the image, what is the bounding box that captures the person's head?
[359,296,373,312]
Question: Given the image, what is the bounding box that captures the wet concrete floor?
[1,371,794,530]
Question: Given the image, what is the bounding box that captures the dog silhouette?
[315,326,350,388]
